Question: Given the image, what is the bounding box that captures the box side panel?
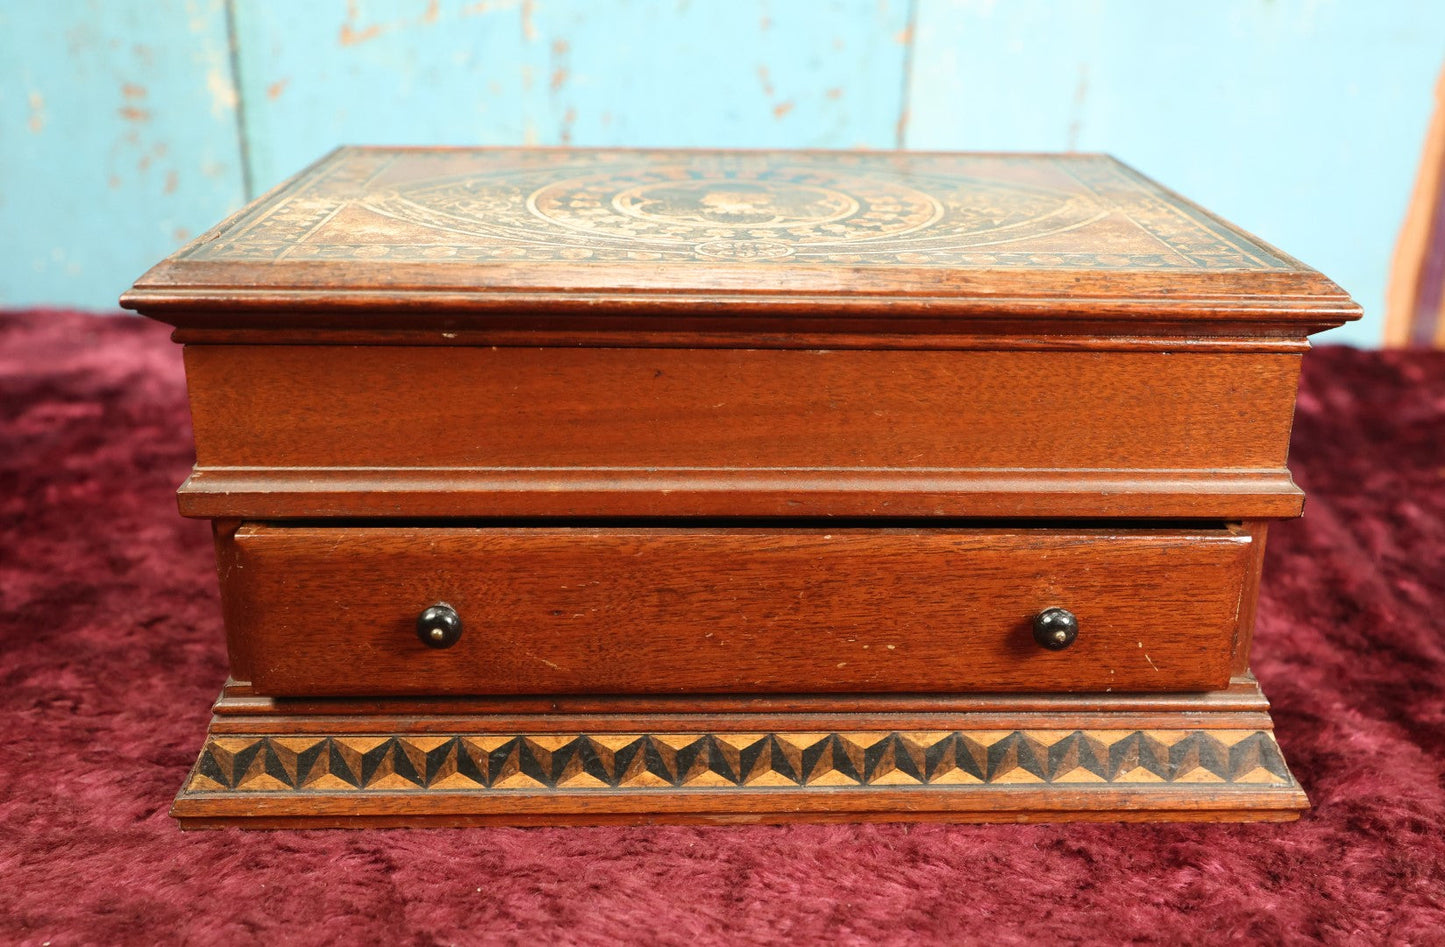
[180,347,1303,518]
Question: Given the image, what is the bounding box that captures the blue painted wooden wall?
[4,0,1442,345]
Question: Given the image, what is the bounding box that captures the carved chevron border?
[184,729,1296,794]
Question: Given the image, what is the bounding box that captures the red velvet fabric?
[2,310,1443,945]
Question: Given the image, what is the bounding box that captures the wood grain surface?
[226,525,1250,697]
[181,345,1305,519]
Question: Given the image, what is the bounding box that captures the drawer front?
[225,525,1250,697]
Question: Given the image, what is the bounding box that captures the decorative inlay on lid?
[180,148,1294,270]
[123,147,1359,325]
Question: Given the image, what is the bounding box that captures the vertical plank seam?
[223,0,255,201]
[895,0,919,150]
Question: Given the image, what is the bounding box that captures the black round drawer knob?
[416,603,463,649]
[1032,607,1078,651]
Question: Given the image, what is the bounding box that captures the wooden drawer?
[223,525,1251,697]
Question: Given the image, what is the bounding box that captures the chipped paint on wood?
[0,0,245,308]
[229,0,911,192]
[338,0,441,47]
[0,0,1438,344]
[905,0,1445,347]
[27,91,46,133]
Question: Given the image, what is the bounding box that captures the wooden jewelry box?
[122,147,1358,827]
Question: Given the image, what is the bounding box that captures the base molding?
[173,684,1308,827]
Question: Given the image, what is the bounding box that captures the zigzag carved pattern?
[187,730,1294,793]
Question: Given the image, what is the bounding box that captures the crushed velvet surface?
[1,310,1442,945]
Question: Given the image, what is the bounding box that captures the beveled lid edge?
[119,145,1362,333]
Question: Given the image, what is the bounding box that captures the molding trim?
[174,728,1307,825]
[176,467,1306,520]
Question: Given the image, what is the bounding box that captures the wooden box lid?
[121,147,1358,339]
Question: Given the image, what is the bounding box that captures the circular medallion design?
[526,167,943,248]
[357,155,1112,265]
[611,180,858,228]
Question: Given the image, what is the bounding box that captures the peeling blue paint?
[1,0,1440,347]
[0,1,246,309]
[230,0,911,190]
[906,0,1445,347]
